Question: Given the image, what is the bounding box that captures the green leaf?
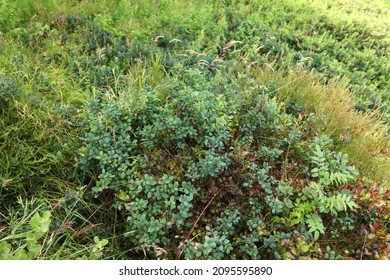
[100,239,109,247]
[42,211,51,221]
[27,243,42,257]
[311,168,319,173]
[0,241,12,260]
[300,244,310,253]
[26,232,36,243]
[93,236,100,244]
[14,249,28,260]
[29,213,42,230]
[29,211,51,235]
[306,213,325,240]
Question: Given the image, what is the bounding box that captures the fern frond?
[305,213,325,240]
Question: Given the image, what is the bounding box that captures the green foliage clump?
[0,195,111,260]
[0,210,51,260]
[80,65,376,259]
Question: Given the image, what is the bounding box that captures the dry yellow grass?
[251,67,390,187]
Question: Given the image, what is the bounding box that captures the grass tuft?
[250,67,390,186]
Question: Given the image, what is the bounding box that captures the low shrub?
[79,64,388,259]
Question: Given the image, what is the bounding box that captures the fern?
[308,182,359,214]
[305,213,325,240]
[309,139,358,186]
[298,182,359,240]
[325,193,358,214]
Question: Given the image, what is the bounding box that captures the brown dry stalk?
[175,185,225,260]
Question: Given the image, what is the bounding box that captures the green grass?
[0,0,389,260]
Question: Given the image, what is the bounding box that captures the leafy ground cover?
[0,0,389,259]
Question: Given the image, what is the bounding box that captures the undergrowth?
[80,66,389,259]
[0,0,389,260]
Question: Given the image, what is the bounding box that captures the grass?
[0,186,123,259]
[250,68,390,186]
[0,39,85,191]
[0,0,389,259]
